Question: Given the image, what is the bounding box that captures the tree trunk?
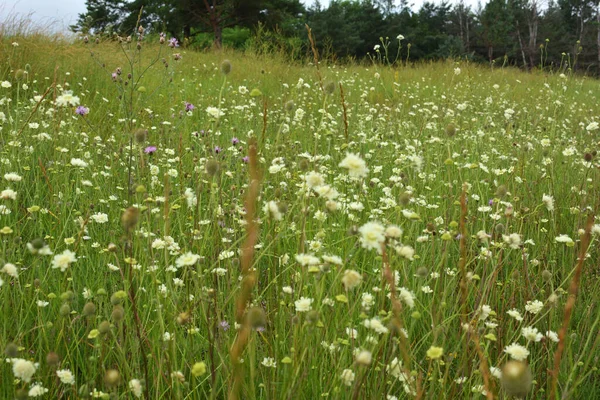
[516,22,528,70]
[214,23,222,49]
[527,1,538,69]
[597,5,600,64]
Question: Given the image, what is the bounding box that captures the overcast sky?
[1,0,481,32]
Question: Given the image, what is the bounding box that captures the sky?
[1,0,481,33]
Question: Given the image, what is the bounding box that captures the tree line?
[72,0,600,74]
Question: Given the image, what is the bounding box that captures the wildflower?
[342,270,362,290]
[546,330,559,343]
[261,357,276,368]
[426,346,444,360]
[57,369,75,384]
[521,326,543,342]
[185,102,195,111]
[355,350,372,365]
[364,318,389,334]
[12,358,37,382]
[586,121,599,131]
[339,153,369,179]
[2,263,18,278]
[503,233,522,249]
[525,300,544,315]
[55,91,80,107]
[91,213,108,223]
[28,383,49,397]
[294,297,313,312]
[4,173,22,182]
[555,234,574,245]
[501,361,533,398]
[71,158,88,168]
[206,107,223,119]
[168,37,179,48]
[51,250,77,272]
[398,287,416,309]
[305,171,324,189]
[295,253,320,266]
[175,252,201,268]
[507,309,524,321]
[358,221,385,253]
[397,34,405,40]
[1,81,12,88]
[395,245,415,260]
[129,379,143,398]
[144,146,157,154]
[340,368,355,386]
[542,194,554,211]
[75,106,89,116]
[504,343,530,361]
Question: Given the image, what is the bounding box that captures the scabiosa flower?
[214,146,222,154]
[220,320,230,331]
[28,383,49,397]
[206,107,223,119]
[129,379,143,398]
[294,297,313,312]
[340,369,355,386]
[242,156,249,163]
[305,171,325,189]
[503,233,522,249]
[341,269,362,290]
[70,158,88,168]
[168,37,179,48]
[51,250,77,272]
[11,358,37,382]
[175,252,201,268]
[358,221,386,253]
[75,106,89,116]
[504,343,530,361]
[525,300,544,315]
[55,90,80,107]
[542,194,554,211]
[185,102,194,111]
[521,326,543,343]
[57,369,75,384]
[261,357,276,368]
[339,153,369,179]
[231,137,239,145]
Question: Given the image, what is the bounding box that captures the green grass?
[1,33,600,399]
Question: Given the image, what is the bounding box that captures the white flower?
[57,369,75,384]
[175,252,201,267]
[395,245,415,260]
[546,330,559,343]
[90,212,108,223]
[503,233,522,249]
[4,173,22,182]
[340,368,355,386]
[1,81,12,88]
[341,269,362,290]
[397,34,405,40]
[339,153,369,179]
[12,358,37,382]
[398,287,416,309]
[358,222,385,253]
[206,106,223,119]
[129,379,143,398]
[586,121,599,131]
[2,263,18,278]
[264,200,283,221]
[28,383,49,397]
[504,343,530,361]
[521,326,543,342]
[507,309,524,321]
[305,171,324,189]
[261,357,276,368]
[71,158,88,168]
[385,225,403,238]
[355,350,372,365]
[51,250,77,272]
[294,297,313,312]
[295,253,320,266]
[0,188,17,200]
[555,234,573,245]
[55,90,80,107]
[364,318,389,334]
[525,300,544,315]
[542,194,554,211]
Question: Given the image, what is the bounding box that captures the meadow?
[1,29,600,399]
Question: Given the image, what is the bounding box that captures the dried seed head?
[121,207,140,232]
[541,269,552,282]
[111,305,125,322]
[247,306,267,329]
[284,100,295,113]
[104,369,121,387]
[324,81,336,95]
[134,128,148,144]
[496,185,508,198]
[111,290,128,305]
[83,302,97,317]
[220,59,232,75]
[46,351,60,367]
[5,342,19,358]
[59,303,71,317]
[445,123,456,137]
[205,159,220,177]
[98,320,111,334]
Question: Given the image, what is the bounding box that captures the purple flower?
[231,137,239,145]
[144,146,157,154]
[168,37,179,48]
[75,106,89,116]
[214,146,221,154]
[185,102,194,112]
[219,320,230,331]
[242,156,249,163]
[488,199,494,206]
[111,72,117,81]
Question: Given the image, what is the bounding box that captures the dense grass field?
[1,32,600,399]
